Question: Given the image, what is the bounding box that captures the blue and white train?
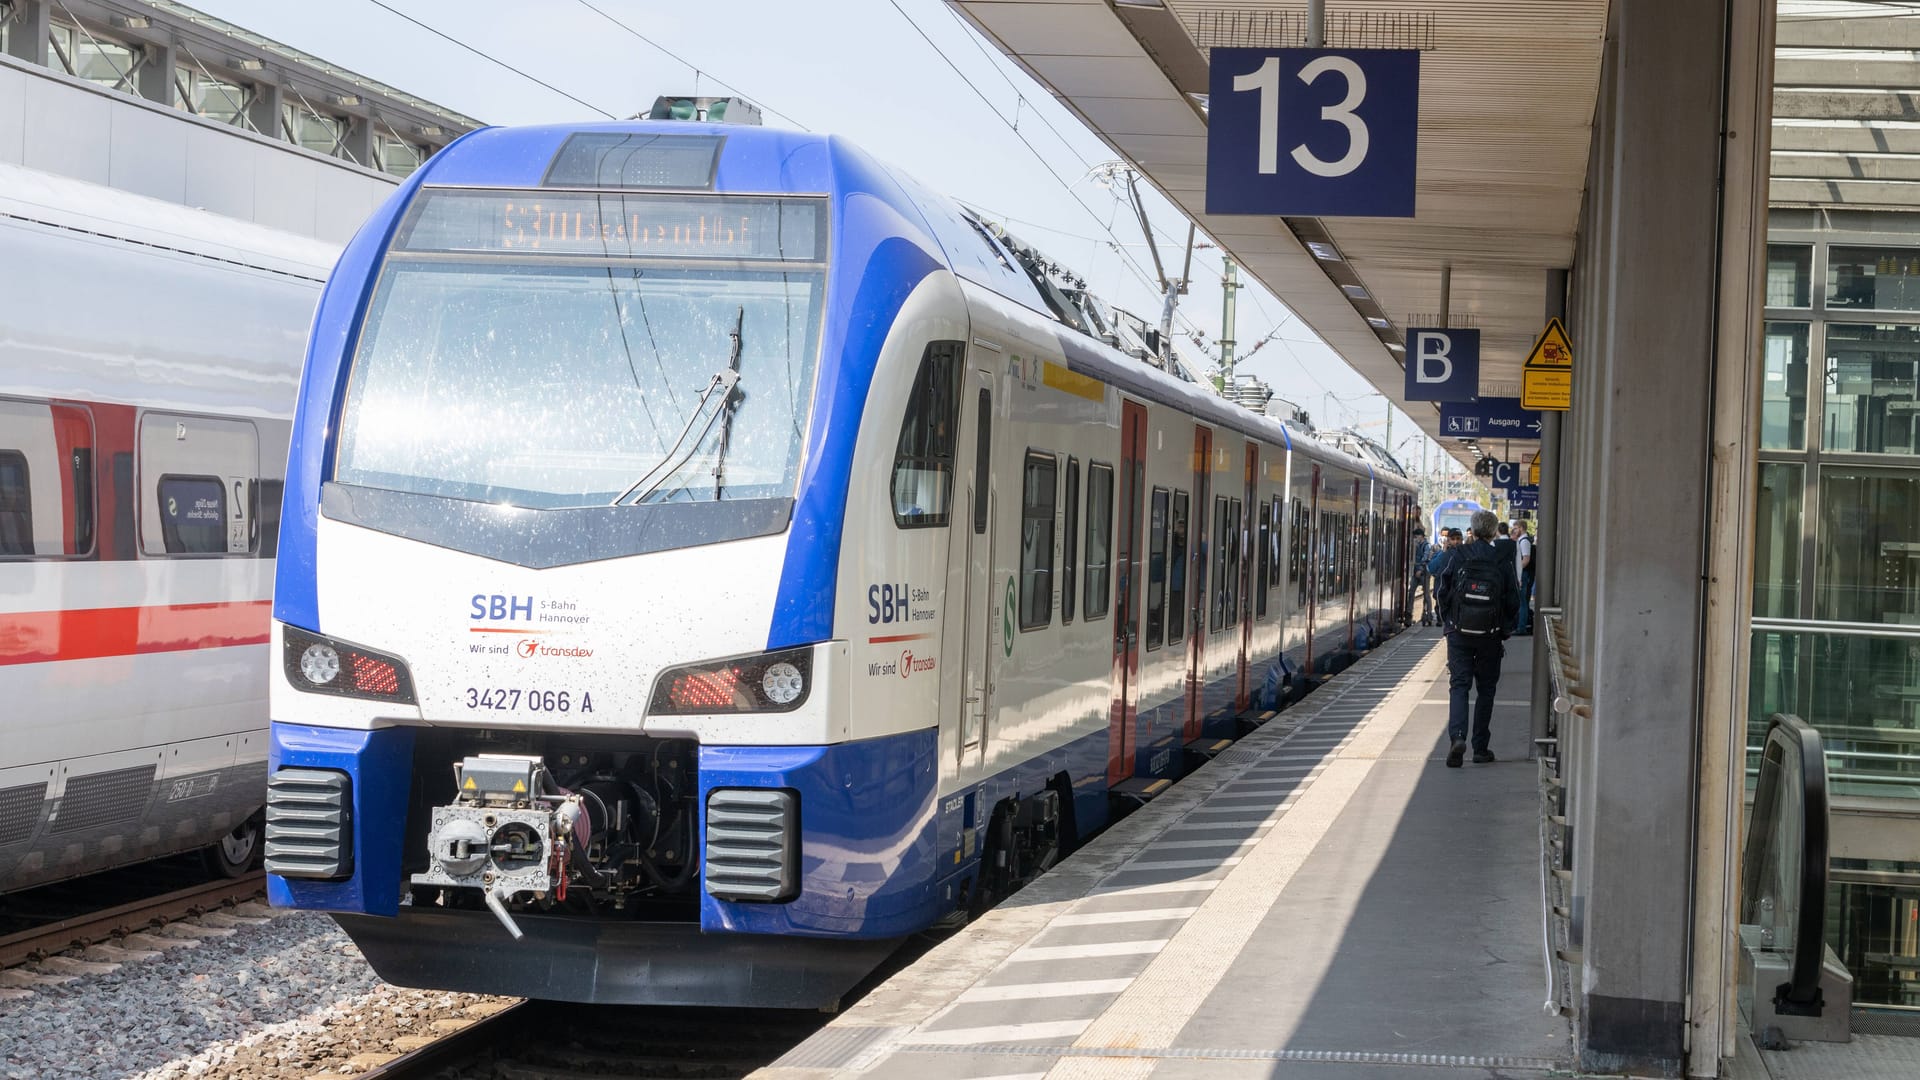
[264,121,1418,1008]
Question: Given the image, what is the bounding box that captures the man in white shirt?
[1512,521,1534,635]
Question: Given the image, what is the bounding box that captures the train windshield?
[334,190,827,511]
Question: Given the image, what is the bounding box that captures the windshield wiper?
[712,307,745,501]
[612,362,743,507]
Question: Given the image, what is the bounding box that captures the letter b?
[1415,332,1453,384]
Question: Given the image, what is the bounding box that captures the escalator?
[1739,713,1855,1046]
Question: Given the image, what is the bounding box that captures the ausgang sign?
[1206,47,1421,217]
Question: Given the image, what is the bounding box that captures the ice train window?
[1062,458,1080,624]
[0,451,30,556]
[1018,451,1056,631]
[156,475,227,554]
[1084,463,1114,620]
[892,341,963,528]
[1167,490,1189,644]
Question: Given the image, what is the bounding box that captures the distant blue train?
[1432,498,1483,539]
[262,120,1417,1008]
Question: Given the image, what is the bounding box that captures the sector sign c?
[1403,328,1478,402]
[1206,47,1420,217]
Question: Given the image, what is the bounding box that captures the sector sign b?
[1206,47,1420,217]
[1403,328,1478,402]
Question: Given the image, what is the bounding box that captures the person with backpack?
[1431,510,1521,768]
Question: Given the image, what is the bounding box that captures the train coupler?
[411,754,587,940]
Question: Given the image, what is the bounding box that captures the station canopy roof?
[948,0,1610,459]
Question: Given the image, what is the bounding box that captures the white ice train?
[0,163,335,890]
[263,122,1418,1007]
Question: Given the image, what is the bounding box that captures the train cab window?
[1084,463,1114,619]
[973,389,991,534]
[1256,500,1271,619]
[1061,458,1080,624]
[0,450,30,556]
[891,341,962,528]
[1146,487,1168,649]
[156,475,228,554]
[1167,490,1189,643]
[1018,451,1056,631]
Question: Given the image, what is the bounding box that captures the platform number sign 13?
[1206,48,1420,218]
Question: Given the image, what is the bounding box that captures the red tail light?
[668,667,745,710]
[350,654,401,697]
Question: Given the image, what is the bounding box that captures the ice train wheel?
[204,813,263,877]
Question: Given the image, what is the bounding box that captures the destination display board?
[397,190,827,261]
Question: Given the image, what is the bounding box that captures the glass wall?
[1753,212,1920,1008]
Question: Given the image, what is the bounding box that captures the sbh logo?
[471,594,534,621]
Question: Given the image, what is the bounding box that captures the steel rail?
[0,870,266,969]
[354,1000,531,1079]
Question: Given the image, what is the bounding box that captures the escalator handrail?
[1743,713,1831,1015]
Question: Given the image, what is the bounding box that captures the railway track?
[357,1000,829,1079]
[0,870,266,970]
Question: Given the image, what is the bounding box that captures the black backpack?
[1448,549,1508,636]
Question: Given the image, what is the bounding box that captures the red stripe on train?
[0,600,272,665]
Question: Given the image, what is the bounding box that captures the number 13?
[1233,55,1369,178]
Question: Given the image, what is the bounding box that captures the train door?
[1348,479,1361,651]
[1304,463,1320,677]
[1236,442,1256,710]
[957,371,996,770]
[1106,401,1148,784]
[1184,425,1211,739]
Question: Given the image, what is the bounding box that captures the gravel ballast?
[0,908,509,1079]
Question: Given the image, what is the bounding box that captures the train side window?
[71,447,94,556]
[1226,498,1242,622]
[1083,462,1114,619]
[972,389,991,534]
[1209,495,1228,633]
[1167,490,1189,643]
[256,479,284,558]
[0,450,31,556]
[156,474,228,554]
[1146,487,1168,649]
[1018,451,1056,631]
[1256,499,1270,619]
[1061,457,1080,624]
[891,341,962,528]
[139,413,258,556]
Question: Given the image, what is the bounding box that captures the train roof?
[414,122,1413,491]
[0,161,338,280]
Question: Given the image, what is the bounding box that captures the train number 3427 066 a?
[463,687,594,713]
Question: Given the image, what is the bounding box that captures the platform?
[764,629,1570,1079]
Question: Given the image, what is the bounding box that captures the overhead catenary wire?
[568,0,812,130]
[882,0,1174,315]
[361,0,616,118]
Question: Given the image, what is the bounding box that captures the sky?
[185,0,1453,471]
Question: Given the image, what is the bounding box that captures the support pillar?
[1563,1,1727,1073]
[1530,269,1566,758]
[4,0,49,67]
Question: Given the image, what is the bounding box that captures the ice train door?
[1105,400,1147,784]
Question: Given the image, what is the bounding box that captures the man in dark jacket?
[1431,510,1521,768]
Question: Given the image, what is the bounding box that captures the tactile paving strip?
[900,1044,1565,1071]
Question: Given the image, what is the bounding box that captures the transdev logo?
[899,649,935,679]
[518,639,594,659]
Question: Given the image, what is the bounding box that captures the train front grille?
[704,788,797,903]
[264,767,352,879]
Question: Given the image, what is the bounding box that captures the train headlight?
[761,661,805,706]
[282,625,418,704]
[650,647,813,715]
[299,643,341,686]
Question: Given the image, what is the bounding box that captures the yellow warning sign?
[512,779,527,794]
[1521,317,1574,411]
[1529,457,1541,485]
[462,775,477,791]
